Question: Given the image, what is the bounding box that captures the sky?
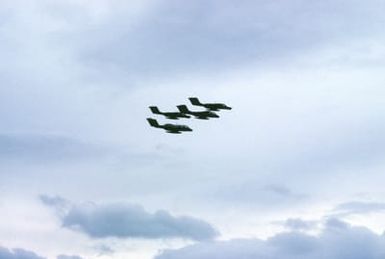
[1,0,385,258]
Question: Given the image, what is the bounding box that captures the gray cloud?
[40,195,70,209]
[39,194,71,218]
[156,219,385,259]
[93,244,114,256]
[1,1,385,257]
[74,0,385,78]
[333,201,385,216]
[41,196,218,241]
[263,184,306,199]
[207,183,307,208]
[0,133,160,170]
[281,218,318,231]
[0,246,45,259]
[57,255,83,259]
[0,134,103,163]
[3,0,379,84]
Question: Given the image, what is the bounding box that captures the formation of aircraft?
[147,97,231,134]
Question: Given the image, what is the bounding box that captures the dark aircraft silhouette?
[189,97,232,111]
[147,118,193,134]
[176,105,219,120]
[149,106,191,120]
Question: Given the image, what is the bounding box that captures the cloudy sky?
[1,0,385,258]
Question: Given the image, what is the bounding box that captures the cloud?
[207,183,307,208]
[0,134,103,163]
[0,246,45,259]
[1,1,385,257]
[2,0,382,83]
[281,218,318,231]
[94,244,114,256]
[41,195,218,241]
[57,255,83,259]
[333,201,385,216]
[73,0,385,79]
[155,219,385,259]
[0,133,158,169]
[40,195,70,209]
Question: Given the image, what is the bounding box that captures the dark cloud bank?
[156,219,385,259]
[40,195,218,241]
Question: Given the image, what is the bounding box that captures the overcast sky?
[1,1,385,258]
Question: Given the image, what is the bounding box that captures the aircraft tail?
[147,118,161,128]
[149,106,162,114]
[189,97,203,106]
[177,105,190,113]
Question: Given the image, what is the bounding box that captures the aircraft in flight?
[189,97,232,111]
[176,105,219,120]
[147,118,193,134]
[149,106,191,120]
